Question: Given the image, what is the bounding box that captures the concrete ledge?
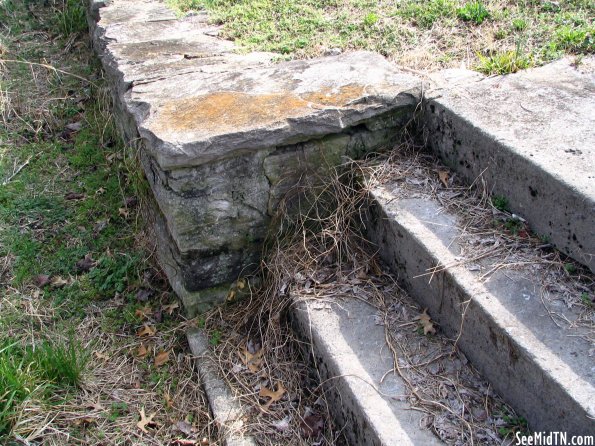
[187,329,255,446]
[424,59,595,271]
[367,180,594,435]
[290,298,443,445]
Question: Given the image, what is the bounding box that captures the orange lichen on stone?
[301,84,367,107]
[150,84,369,134]
[151,91,312,133]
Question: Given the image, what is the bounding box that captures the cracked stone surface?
[89,0,423,313]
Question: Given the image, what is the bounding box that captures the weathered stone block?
[89,0,423,314]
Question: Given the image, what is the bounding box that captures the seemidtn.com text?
[516,432,594,446]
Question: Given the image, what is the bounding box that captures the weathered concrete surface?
[291,298,444,446]
[425,58,595,271]
[367,178,595,436]
[187,329,255,446]
[88,0,422,314]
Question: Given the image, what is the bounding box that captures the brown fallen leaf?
[73,416,96,426]
[93,351,109,361]
[50,276,69,288]
[414,309,436,335]
[154,350,170,367]
[136,343,149,359]
[162,302,179,315]
[118,207,129,218]
[136,288,153,302]
[137,407,157,433]
[124,196,138,208]
[137,324,157,337]
[259,382,286,409]
[226,289,236,302]
[301,413,324,438]
[135,306,152,320]
[164,392,174,409]
[236,278,246,290]
[35,274,51,288]
[438,170,449,188]
[240,345,263,374]
[76,254,96,273]
[65,191,85,200]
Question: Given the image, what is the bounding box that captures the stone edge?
[187,329,256,446]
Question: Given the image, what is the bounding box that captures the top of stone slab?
[135,51,422,169]
[93,0,422,170]
[428,57,595,202]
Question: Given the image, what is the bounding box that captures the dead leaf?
[136,288,153,302]
[240,345,263,374]
[414,309,436,335]
[154,350,170,367]
[164,392,174,409]
[137,407,157,433]
[273,416,291,432]
[86,402,105,411]
[93,219,109,233]
[135,306,152,320]
[35,274,51,288]
[162,302,179,315]
[73,416,96,426]
[301,413,324,438]
[259,382,286,409]
[236,278,246,290]
[137,324,156,337]
[95,187,106,195]
[118,207,130,218]
[136,343,149,359]
[438,170,449,188]
[124,196,138,208]
[226,289,236,302]
[175,420,194,436]
[172,440,197,445]
[66,121,82,132]
[50,276,69,288]
[65,192,85,200]
[93,351,109,361]
[76,254,96,273]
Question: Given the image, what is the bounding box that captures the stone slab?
[135,51,422,169]
[367,177,595,435]
[425,58,595,271]
[187,329,256,446]
[291,298,444,445]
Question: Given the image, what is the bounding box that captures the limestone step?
[424,60,595,272]
[366,153,594,436]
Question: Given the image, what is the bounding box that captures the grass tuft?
[457,1,490,24]
[477,47,533,74]
[55,0,88,37]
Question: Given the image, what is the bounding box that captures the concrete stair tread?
[368,157,595,435]
[426,58,595,270]
[292,297,445,446]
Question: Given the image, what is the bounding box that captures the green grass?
[0,337,88,436]
[167,0,595,71]
[55,0,88,37]
[457,1,490,24]
[0,0,153,439]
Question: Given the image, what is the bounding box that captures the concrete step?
[290,298,444,446]
[424,59,595,272]
[366,152,594,436]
